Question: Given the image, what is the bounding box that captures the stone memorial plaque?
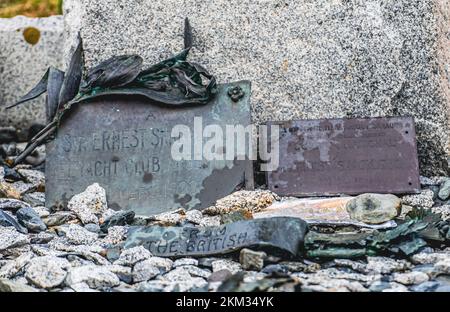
[266,117,420,196]
[46,81,253,215]
[124,217,308,257]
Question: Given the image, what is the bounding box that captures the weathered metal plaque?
[124,217,308,257]
[266,117,420,196]
[46,81,253,215]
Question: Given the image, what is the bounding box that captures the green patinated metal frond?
[6,18,217,166]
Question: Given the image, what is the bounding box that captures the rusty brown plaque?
[266,117,420,196]
[45,81,253,215]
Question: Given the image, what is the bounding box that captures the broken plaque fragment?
[266,117,421,196]
[124,217,308,257]
[45,81,253,215]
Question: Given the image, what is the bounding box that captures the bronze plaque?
[46,81,253,215]
[266,117,420,196]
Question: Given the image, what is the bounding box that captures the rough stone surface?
[141,257,173,274]
[0,227,29,251]
[401,190,435,209]
[42,211,76,227]
[66,265,120,289]
[16,207,47,233]
[0,278,39,292]
[102,226,128,245]
[239,248,267,271]
[411,252,450,265]
[138,278,208,292]
[63,224,98,245]
[393,271,430,285]
[366,257,412,274]
[204,190,278,215]
[22,192,45,207]
[173,258,198,268]
[0,198,31,211]
[346,193,402,224]
[25,256,70,289]
[114,246,152,267]
[434,259,450,274]
[67,183,108,225]
[17,169,45,189]
[132,261,161,283]
[64,0,450,176]
[0,16,64,129]
[212,259,242,275]
[432,205,450,220]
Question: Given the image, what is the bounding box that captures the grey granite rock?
[25,256,70,289]
[0,16,64,130]
[401,189,435,209]
[30,232,55,244]
[173,258,198,268]
[67,183,108,225]
[211,259,242,275]
[366,257,412,274]
[140,257,173,274]
[432,204,450,220]
[0,278,39,292]
[392,271,429,285]
[64,0,450,175]
[161,267,192,282]
[138,278,208,292]
[0,252,34,279]
[63,224,98,245]
[102,226,128,245]
[66,265,120,289]
[181,265,212,279]
[105,265,133,284]
[114,246,152,267]
[0,227,29,251]
[132,261,160,283]
[411,251,450,265]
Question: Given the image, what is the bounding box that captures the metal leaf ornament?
[6,18,217,166]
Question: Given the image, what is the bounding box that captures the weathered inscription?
[267,117,420,196]
[46,81,253,215]
[124,217,308,257]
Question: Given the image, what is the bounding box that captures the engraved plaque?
[46,81,253,215]
[266,117,420,196]
[124,217,308,257]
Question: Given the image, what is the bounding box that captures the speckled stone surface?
[0,16,64,130]
[64,0,450,175]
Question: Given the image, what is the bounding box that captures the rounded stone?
[438,179,450,201]
[346,193,401,224]
[25,256,69,289]
[66,265,120,289]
